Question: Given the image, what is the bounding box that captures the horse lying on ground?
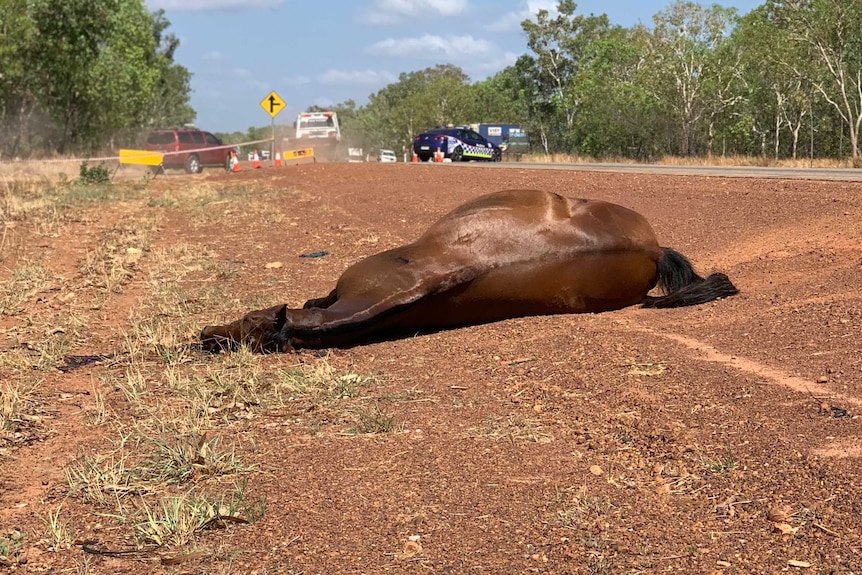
[200,189,738,352]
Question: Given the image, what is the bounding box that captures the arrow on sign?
[267,95,281,114]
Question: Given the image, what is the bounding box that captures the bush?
[78,162,111,186]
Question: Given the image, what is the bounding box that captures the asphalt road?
[468,161,862,182]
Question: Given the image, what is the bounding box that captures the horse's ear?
[273,304,287,332]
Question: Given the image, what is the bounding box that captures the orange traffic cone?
[230,151,240,173]
[434,149,443,163]
[411,151,418,163]
[252,150,261,169]
[275,150,282,167]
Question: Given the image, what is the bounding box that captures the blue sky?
[142,0,763,134]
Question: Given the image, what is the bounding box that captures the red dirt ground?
[1,162,861,574]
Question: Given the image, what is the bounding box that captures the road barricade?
[282,148,316,163]
[118,149,164,176]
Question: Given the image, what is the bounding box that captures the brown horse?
[200,189,738,352]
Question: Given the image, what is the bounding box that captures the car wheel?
[491,148,502,162]
[185,154,201,174]
[451,146,463,162]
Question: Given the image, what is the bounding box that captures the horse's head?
[199,304,288,353]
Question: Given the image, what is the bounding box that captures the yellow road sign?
[260,91,285,118]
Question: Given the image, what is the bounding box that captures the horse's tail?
[641,248,739,309]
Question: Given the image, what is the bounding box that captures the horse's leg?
[303,288,338,309]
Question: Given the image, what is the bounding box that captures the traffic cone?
[275,150,282,167]
[230,151,240,173]
[252,150,261,169]
[434,149,443,163]
[411,151,418,163]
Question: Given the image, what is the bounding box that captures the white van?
[378,149,397,163]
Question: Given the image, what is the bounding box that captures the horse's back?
[421,189,660,257]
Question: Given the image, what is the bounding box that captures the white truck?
[295,111,342,161]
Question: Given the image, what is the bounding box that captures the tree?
[733,6,815,159]
[0,0,35,157]
[570,25,662,158]
[642,1,740,156]
[764,0,862,159]
[358,64,473,152]
[0,1,193,157]
[521,0,613,153]
[144,10,195,131]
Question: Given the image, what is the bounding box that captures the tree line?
[0,0,193,159]
[3,0,861,163]
[325,0,862,163]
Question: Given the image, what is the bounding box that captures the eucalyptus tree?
[764,0,862,159]
[521,0,614,153]
[0,0,34,157]
[27,0,128,152]
[144,10,195,132]
[733,5,817,159]
[358,64,473,152]
[1,0,192,156]
[570,25,661,158]
[641,1,740,156]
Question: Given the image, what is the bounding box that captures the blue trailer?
[473,124,520,146]
[473,124,530,158]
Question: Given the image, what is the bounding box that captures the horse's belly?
[431,250,659,325]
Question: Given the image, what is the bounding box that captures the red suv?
[144,128,233,173]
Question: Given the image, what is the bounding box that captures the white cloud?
[146,0,284,11]
[361,0,468,25]
[470,50,520,75]
[369,34,494,60]
[201,51,223,61]
[318,69,397,85]
[485,0,558,33]
[282,75,312,86]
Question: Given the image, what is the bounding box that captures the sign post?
[260,91,286,164]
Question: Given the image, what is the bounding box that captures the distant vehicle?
[295,111,342,161]
[500,129,530,159]
[247,149,271,161]
[412,126,502,163]
[144,128,232,173]
[295,112,341,141]
[377,149,397,163]
[348,147,364,162]
[471,124,523,147]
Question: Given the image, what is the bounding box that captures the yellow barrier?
[119,149,164,166]
[282,148,315,161]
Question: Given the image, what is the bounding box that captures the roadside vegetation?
[297,1,862,165]
[0,174,390,567]
[4,1,860,168]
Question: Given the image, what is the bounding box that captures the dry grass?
[522,152,856,169]
[467,415,554,443]
[0,259,49,315]
[1,173,382,557]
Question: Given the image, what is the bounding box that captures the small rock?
[816,376,828,384]
[767,504,792,523]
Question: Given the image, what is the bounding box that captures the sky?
[142,0,763,134]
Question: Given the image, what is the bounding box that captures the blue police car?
[412,126,502,162]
